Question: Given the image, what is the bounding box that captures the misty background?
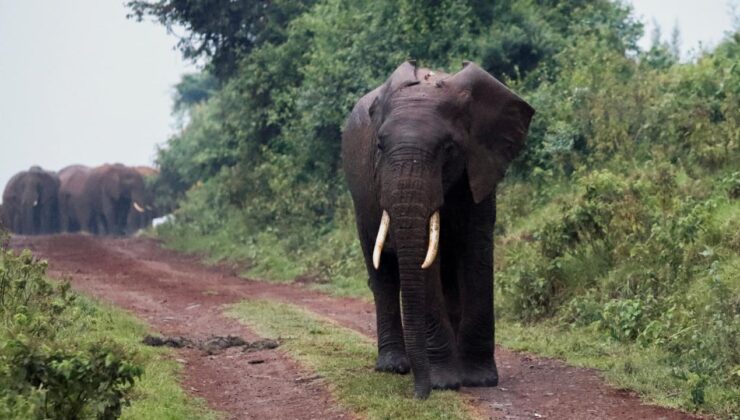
[0,0,735,202]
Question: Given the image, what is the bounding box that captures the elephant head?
[1,166,60,235]
[58,165,93,232]
[126,166,160,233]
[88,164,147,235]
[107,166,146,233]
[365,61,534,398]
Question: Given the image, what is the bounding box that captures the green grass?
[62,295,220,420]
[157,208,372,299]
[226,299,475,420]
[496,319,739,419]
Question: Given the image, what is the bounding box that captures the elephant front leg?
[426,260,460,390]
[369,254,410,374]
[101,199,117,235]
[458,194,498,387]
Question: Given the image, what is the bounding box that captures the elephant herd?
[1,164,158,236]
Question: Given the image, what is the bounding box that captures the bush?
[1,341,141,420]
[0,249,142,419]
[495,159,739,414]
[600,298,645,341]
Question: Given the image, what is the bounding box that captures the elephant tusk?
[421,211,440,269]
[372,210,390,270]
[133,202,145,213]
[33,200,38,207]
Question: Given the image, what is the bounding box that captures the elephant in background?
[126,166,159,234]
[84,164,147,236]
[1,166,61,235]
[342,61,534,398]
[59,165,93,232]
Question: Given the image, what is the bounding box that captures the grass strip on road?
[226,299,476,420]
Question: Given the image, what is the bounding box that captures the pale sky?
[0,1,737,200]
[628,0,737,57]
[0,0,194,201]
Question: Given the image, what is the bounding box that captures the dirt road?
[11,235,699,420]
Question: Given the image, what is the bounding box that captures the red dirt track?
[11,235,700,420]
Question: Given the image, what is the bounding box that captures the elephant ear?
[369,60,420,122]
[441,61,535,203]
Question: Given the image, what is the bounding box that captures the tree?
[126,0,316,79]
[172,71,218,114]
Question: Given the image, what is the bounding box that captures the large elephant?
[341,61,534,399]
[84,164,147,235]
[1,166,61,235]
[58,164,93,232]
[126,166,159,234]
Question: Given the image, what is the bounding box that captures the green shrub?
[601,298,645,342]
[497,244,559,321]
[562,293,602,327]
[1,341,141,420]
[0,249,142,419]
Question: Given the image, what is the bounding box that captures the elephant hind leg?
[440,228,461,337]
[457,195,498,387]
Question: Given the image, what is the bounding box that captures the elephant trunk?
[384,162,441,399]
[22,190,41,234]
[392,204,431,399]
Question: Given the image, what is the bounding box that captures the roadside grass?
[58,294,219,420]
[157,206,372,299]
[226,299,476,420]
[496,320,739,418]
[157,216,306,284]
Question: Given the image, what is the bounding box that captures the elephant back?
[60,165,92,197]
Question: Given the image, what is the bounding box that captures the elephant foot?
[430,365,461,390]
[375,348,410,374]
[461,360,498,387]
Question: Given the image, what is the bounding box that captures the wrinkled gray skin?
[342,61,534,399]
[84,164,147,236]
[1,166,61,235]
[59,165,93,232]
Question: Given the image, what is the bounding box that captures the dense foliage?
[135,0,739,415]
[0,233,142,419]
[127,0,316,79]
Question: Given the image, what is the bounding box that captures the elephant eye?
[441,138,457,154]
[377,134,387,151]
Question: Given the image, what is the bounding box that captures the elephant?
[84,164,148,235]
[58,164,93,232]
[341,61,534,399]
[126,166,159,234]
[1,166,61,235]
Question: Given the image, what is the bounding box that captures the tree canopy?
[127,0,316,79]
